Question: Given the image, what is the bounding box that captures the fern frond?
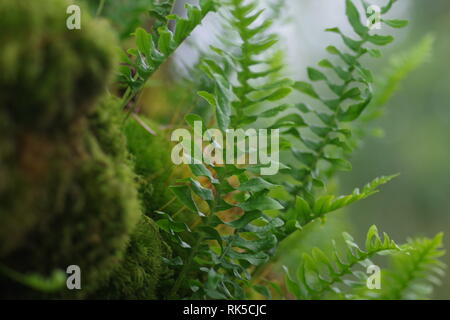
[291,174,398,228]
[366,34,434,119]
[119,0,217,109]
[284,225,400,300]
[375,233,446,300]
[179,2,294,298]
[342,34,435,155]
[285,0,407,192]
[272,0,406,238]
[200,0,293,129]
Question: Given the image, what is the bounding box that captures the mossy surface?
[0,0,166,299]
[0,0,117,131]
[0,133,141,299]
[85,97,177,300]
[0,94,144,298]
[124,117,183,217]
[0,0,178,300]
[91,215,172,299]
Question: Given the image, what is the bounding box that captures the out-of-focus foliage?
[0,0,117,131]
[352,34,435,143]
[341,0,450,299]
[83,0,160,39]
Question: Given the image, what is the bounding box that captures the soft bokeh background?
[339,0,450,299]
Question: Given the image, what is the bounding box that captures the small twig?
[131,113,157,136]
[157,196,177,212]
[96,0,106,17]
[172,206,187,219]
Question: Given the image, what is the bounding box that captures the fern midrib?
[168,197,220,299]
[279,46,369,227]
[231,1,256,126]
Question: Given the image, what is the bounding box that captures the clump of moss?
[0,116,99,259]
[124,117,184,217]
[0,0,117,131]
[0,133,141,299]
[0,0,178,300]
[88,96,129,160]
[84,96,178,299]
[91,215,172,299]
[0,0,148,299]
[88,95,183,219]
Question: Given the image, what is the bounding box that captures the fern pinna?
[120,0,445,300]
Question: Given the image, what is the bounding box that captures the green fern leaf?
[284,225,400,300]
[377,233,446,300]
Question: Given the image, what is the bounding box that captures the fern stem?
[230,0,255,127]
[168,234,204,299]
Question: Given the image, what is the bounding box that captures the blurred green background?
[339,0,450,299]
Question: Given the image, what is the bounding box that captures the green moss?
[83,97,176,299]
[0,118,93,259]
[0,0,174,300]
[88,96,128,160]
[0,0,146,299]
[123,117,182,217]
[0,94,173,299]
[0,129,142,298]
[0,0,117,131]
[91,215,172,299]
